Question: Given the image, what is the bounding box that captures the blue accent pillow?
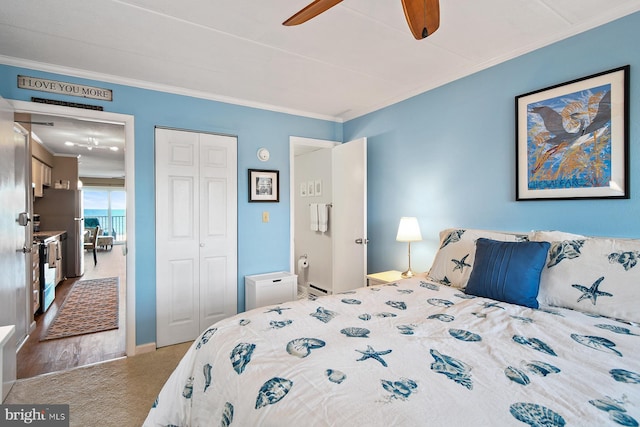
[465,238,551,309]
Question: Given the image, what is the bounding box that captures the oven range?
[32,232,65,313]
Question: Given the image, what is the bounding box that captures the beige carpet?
[42,277,119,341]
[4,341,192,427]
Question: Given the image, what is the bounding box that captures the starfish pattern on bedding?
[356,345,392,367]
[264,306,291,315]
[451,254,471,272]
[480,302,505,310]
[572,276,612,305]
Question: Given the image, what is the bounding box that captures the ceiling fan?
[283,0,440,40]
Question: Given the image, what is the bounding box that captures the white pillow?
[530,230,587,242]
[427,228,528,289]
[533,231,640,323]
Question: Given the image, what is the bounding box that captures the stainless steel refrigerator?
[34,188,85,277]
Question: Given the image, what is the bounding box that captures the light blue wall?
[2,11,638,346]
[0,65,341,345]
[344,12,640,275]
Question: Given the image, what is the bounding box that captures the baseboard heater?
[308,283,329,295]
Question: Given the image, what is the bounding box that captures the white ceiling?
[2,0,639,122]
[2,1,640,177]
[26,114,126,179]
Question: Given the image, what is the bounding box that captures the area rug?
[41,277,119,341]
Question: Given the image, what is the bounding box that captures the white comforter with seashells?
[143,276,640,427]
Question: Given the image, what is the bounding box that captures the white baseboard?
[135,342,157,355]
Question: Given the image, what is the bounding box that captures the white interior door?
[13,124,30,346]
[0,95,21,399]
[155,128,237,348]
[331,138,367,292]
[198,133,238,328]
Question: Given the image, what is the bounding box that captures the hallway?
[17,246,126,379]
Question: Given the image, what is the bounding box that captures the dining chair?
[84,226,101,266]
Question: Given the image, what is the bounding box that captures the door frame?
[9,99,136,357]
[288,136,339,273]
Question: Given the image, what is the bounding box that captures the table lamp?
[396,217,422,278]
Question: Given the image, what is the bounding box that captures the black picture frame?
[248,169,279,202]
[515,65,629,200]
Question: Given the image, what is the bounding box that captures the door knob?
[355,238,369,245]
[16,212,30,226]
[17,245,32,253]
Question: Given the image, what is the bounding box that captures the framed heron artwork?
[515,65,629,200]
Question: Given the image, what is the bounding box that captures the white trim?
[9,99,137,357]
[135,342,157,355]
[0,55,342,123]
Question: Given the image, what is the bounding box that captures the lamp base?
[401,269,415,279]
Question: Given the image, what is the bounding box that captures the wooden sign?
[18,75,112,101]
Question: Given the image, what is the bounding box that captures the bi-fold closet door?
[155,128,237,348]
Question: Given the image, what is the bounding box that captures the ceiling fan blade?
[283,0,344,26]
[401,0,440,39]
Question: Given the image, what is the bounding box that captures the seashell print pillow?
[426,228,528,289]
[529,230,586,242]
[533,231,640,323]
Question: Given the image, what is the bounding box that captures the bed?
[143,228,640,426]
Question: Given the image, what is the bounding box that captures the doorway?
[9,99,135,377]
[289,136,368,295]
[290,137,336,296]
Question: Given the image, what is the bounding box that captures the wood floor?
[17,245,127,379]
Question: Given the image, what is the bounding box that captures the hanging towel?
[309,203,319,231]
[318,203,328,233]
[47,241,57,267]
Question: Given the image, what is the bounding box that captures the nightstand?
[366,270,403,286]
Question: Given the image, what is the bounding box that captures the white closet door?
[198,133,237,328]
[155,128,237,347]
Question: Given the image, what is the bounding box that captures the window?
[83,188,126,242]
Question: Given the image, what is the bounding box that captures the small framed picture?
[307,181,315,197]
[314,179,322,196]
[249,169,279,202]
[299,182,307,197]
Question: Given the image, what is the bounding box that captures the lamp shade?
[396,217,422,242]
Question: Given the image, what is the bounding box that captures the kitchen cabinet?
[32,157,42,198]
[31,157,52,198]
[42,162,51,187]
